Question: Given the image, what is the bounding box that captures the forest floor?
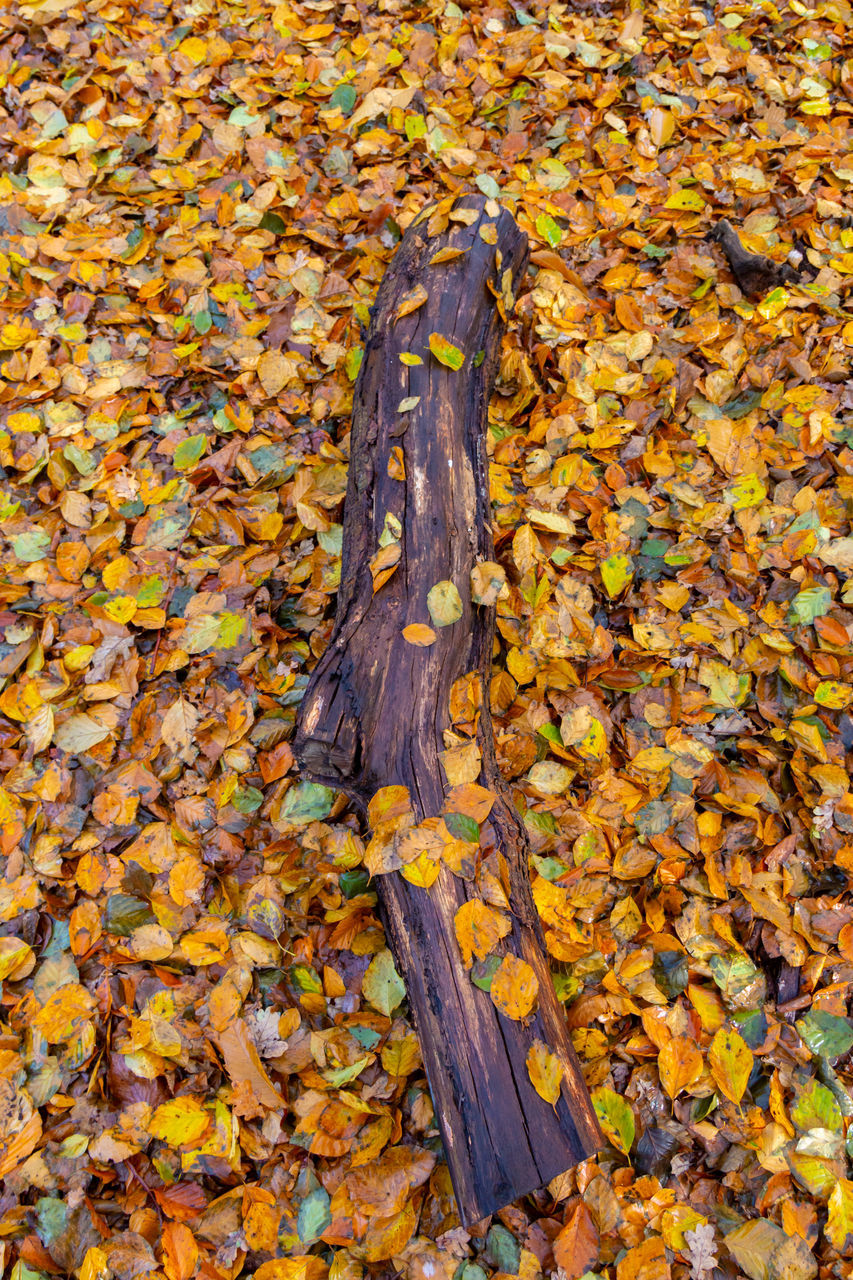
[1,0,853,1277]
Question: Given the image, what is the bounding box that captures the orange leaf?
[216,1019,287,1110]
[490,953,539,1019]
[553,1201,599,1279]
[401,623,437,646]
[616,1237,670,1280]
[658,1035,702,1099]
[395,284,428,319]
[454,899,511,967]
[162,1222,198,1280]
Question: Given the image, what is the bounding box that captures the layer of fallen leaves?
[2,0,853,1276]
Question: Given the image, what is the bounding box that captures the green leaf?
[709,951,764,1005]
[485,1225,520,1273]
[429,332,465,370]
[444,812,480,843]
[345,346,363,381]
[232,785,263,814]
[281,782,334,824]
[535,213,562,247]
[12,529,50,563]
[591,1086,635,1154]
[788,585,832,626]
[35,1198,68,1252]
[405,113,427,141]
[323,1055,372,1086]
[329,83,357,114]
[216,610,246,649]
[362,948,405,1017]
[297,1187,331,1243]
[475,174,501,199]
[136,574,165,607]
[173,434,207,470]
[791,1079,842,1132]
[797,1009,853,1060]
[104,894,155,936]
[471,954,501,991]
[340,868,370,899]
[260,211,287,235]
[193,309,212,335]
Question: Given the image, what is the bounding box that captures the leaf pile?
[2,0,853,1276]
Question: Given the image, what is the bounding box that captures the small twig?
[125,1162,164,1224]
[776,993,811,1015]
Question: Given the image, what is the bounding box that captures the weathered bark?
[294,194,602,1224]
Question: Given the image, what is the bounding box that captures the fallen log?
[294,193,602,1224]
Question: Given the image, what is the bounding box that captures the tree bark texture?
[294,194,602,1224]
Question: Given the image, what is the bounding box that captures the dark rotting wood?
[294,194,602,1224]
[709,218,799,297]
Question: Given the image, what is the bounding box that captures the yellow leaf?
[490,953,539,1020]
[257,349,297,396]
[526,1039,564,1106]
[254,1256,329,1280]
[664,188,705,211]
[659,1205,708,1251]
[601,553,633,598]
[400,850,441,888]
[440,742,482,786]
[827,1179,853,1254]
[814,680,853,709]
[616,1237,670,1280]
[149,1097,211,1148]
[0,937,34,981]
[427,579,463,626]
[180,923,230,966]
[177,35,207,63]
[708,1027,752,1103]
[429,246,467,264]
[725,473,767,510]
[454,899,511,967]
